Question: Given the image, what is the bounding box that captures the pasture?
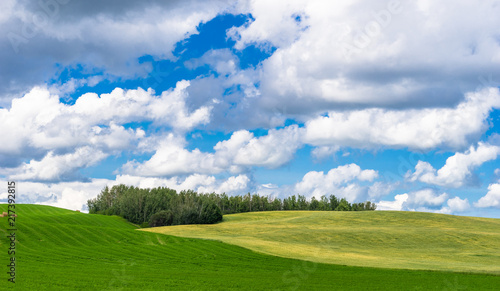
[1,204,499,290]
[145,210,500,274]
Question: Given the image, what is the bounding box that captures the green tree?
[283,197,291,210]
[220,193,229,214]
[240,193,251,212]
[149,210,174,227]
[365,201,377,210]
[271,197,282,211]
[309,196,320,210]
[319,195,329,211]
[199,200,223,224]
[336,198,351,211]
[329,195,339,211]
[251,194,261,211]
[298,195,308,210]
[290,195,298,210]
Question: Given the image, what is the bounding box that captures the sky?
[1,0,500,217]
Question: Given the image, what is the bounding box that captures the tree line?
[87,185,376,227]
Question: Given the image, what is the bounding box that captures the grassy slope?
[0,205,498,290]
[144,210,500,274]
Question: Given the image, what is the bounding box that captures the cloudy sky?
[1,0,500,217]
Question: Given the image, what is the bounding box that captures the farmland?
[145,210,500,274]
[1,204,499,290]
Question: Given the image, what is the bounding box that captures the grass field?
[0,204,499,290]
[144,210,500,274]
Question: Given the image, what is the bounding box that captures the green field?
[1,204,499,290]
[144,211,500,274]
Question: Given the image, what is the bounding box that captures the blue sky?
[1,0,500,217]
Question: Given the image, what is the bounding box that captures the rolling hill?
[144,210,500,274]
[1,204,499,290]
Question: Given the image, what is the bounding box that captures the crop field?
[1,204,499,290]
[145,210,500,274]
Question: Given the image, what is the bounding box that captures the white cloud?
[229,0,309,49]
[121,134,223,177]
[147,80,212,131]
[186,49,239,76]
[446,196,470,213]
[233,0,500,112]
[49,188,97,212]
[2,82,209,152]
[403,189,449,209]
[475,183,500,208]
[6,147,107,182]
[367,181,397,199]
[0,82,212,181]
[294,163,378,201]
[377,193,408,211]
[409,142,500,187]
[49,76,104,96]
[3,179,111,211]
[0,0,233,99]
[70,80,211,132]
[311,146,339,160]
[302,88,500,151]
[377,193,470,214]
[233,125,302,167]
[212,130,255,172]
[124,125,302,177]
[198,175,251,194]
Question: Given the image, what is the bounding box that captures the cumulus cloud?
[229,0,309,49]
[198,175,251,194]
[124,125,302,176]
[232,125,302,167]
[122,134,223,177]
[70,80,211,132]
[380,188,473,215]
[1,82,208,152]
[294,163,378,201]
[409,142,500,187]
[49,76,104,96]
[402,188,449,210]
[376,193,408,211]
[0,82,211,181]
[311,146,339,160]
[190,68,282,131]
[123,85,500,178]
[0,0,233,103]
[0,179,111,211]
[377,193,470,214]
[5,147,107,182]
[475,183,500,208]
[445,196,470,213]
[185,49,239,76]
[231,0,500,113]
[302,88,500,151]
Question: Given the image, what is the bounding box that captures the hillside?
[1,204,499,290]
[144,210,500,274]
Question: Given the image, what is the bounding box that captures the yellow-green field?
[3,205,499,289]
[143,210,500,274]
